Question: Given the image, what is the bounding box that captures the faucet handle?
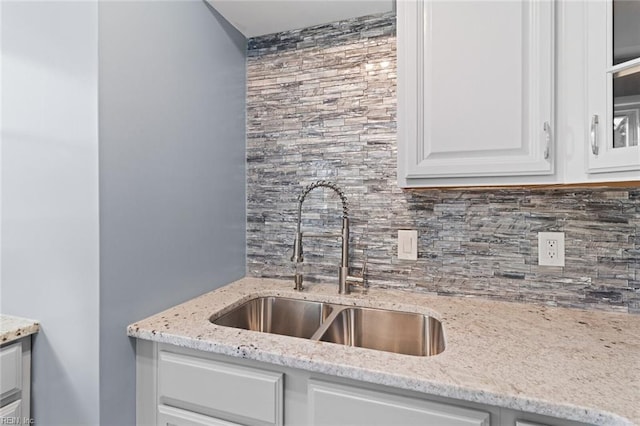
[294,272,303,291]
[358,256,368,289]
[361,256,367,287]
[293,261,304,291]
[346,257,368,291]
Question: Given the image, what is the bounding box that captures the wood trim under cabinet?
[403,180,640,192]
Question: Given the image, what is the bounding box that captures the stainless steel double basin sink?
[210,297,445,357]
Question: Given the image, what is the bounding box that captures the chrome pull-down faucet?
[291,181,363,294]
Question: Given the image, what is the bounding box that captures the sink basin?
[211,297,334,339]
[318,307,445,356]
[211,296,445,357]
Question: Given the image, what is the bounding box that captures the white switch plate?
[538,232,565,266]
[398,230,418,260]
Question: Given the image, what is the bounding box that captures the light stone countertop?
[128,277,640,426]
[1,314,40,345]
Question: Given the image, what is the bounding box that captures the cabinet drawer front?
[0,399,22,419]
[308,380,490,426]
[158,351,283,426]
[0,343,22,399]
[158,405,242,426]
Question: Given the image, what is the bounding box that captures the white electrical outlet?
[538,232,565,266]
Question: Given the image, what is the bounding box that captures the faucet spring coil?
[298,180,349,218]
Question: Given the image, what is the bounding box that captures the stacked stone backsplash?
[246,13,640,313]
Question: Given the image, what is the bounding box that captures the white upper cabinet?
[585,0,640,174]
[398,0,640,188]
[397,0,555,188]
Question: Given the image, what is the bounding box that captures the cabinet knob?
[590,115,599,156]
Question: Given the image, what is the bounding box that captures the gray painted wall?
[1,1,101,424]
[98,1,246,425]
[2,1,246,424]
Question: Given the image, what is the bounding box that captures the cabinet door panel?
[308,380,490,426]
[158,351,283,426]
[426,1,523,155]
[0,342,22,400]
[398,0,554,186]
[586,0,640,173]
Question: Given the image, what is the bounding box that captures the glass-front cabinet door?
[587,0,640,173]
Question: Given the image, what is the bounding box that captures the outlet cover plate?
[398,230,418,260]
[538,232,565,266]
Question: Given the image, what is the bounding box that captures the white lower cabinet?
[0,343,22,401]
[0,338,31,422]
[136,341,593,426]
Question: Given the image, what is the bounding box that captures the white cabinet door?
[308,380,490,426]
[158,350,283,426]
[398,0,555,187]
[586,0,640,174]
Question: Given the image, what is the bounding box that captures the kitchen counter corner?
[1,314,40,345]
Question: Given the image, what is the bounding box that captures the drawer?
[516,422,550,426]
[308,380,490,426]
[0,342,22,399]
[158,405,242,426]
[0,399,22,419]
[158,351,283,426]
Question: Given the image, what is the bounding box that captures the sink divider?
[310,306,348,341]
